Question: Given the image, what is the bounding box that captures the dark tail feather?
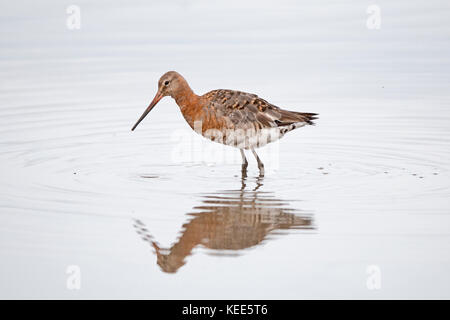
[277,110,319,126]
[299,112,319,125]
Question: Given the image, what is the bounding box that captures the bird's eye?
[164,80,170,86]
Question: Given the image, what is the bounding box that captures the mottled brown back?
[201,89,318,132]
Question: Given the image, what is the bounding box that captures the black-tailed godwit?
[131,71,318,175]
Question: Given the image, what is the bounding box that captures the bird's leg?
[240,149,248,175]
[240,149,248,165]
[251,148,265,176]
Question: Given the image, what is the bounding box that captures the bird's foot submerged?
[240,148,264,177]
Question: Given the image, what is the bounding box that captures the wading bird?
[131,71,318,175]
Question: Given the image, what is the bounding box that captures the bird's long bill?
[131,92,163,131]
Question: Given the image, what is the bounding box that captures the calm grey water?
[1,0,450,299]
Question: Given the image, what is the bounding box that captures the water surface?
[1,0,450,299]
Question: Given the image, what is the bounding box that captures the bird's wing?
[202,89,318,131]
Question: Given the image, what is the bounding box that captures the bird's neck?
[173,87,203,129]
[173,86,198,109]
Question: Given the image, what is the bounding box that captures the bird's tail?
[297,112,318,125]
[277,110,319,126]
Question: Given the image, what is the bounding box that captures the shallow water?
[1,1,450,298]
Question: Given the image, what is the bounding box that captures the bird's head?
[131,71,189,131]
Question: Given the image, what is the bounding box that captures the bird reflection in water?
[133,175,314,273]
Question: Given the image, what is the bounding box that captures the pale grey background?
[0,0,449,298]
